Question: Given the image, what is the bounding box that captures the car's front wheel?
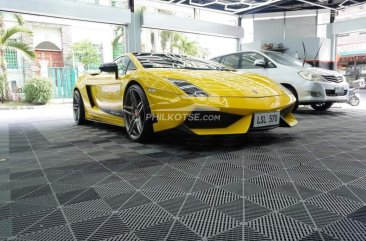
[73,90,88,125]
[311,102,333,111]
[123,85,153,142]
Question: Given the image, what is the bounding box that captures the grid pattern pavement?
[1,107,366,241]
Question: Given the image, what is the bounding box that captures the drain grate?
[248,212,314,241]
[193,187,240,207]
[180,208,240,238]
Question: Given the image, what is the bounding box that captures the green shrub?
[23,77,53,104]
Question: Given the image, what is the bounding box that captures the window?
[126,61,136,74]
[240,52,275,69]
[116,56,129,75]
[222,54,240,68]
[5,49,18,69]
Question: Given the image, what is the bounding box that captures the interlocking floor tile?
[3,109,366,240]
[247,190,299,211]
[180,208,241,238]
[248,212,314,241]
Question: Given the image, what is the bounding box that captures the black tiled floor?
[1,107,366,240]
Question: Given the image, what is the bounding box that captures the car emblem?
[252,89,258,94]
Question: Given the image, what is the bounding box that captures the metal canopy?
[155,0,365,14]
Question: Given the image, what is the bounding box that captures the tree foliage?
[72,40,100,69]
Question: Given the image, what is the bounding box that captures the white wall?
[253,19,284,41]
[285,16,316,39]
[33,25,62,49]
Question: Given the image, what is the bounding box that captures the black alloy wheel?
[73,90,88,125]
[123,85,153,142]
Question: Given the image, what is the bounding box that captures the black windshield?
[133,53,232,71]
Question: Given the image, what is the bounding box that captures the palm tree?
[0,13,35,102]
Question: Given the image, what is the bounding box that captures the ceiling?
[155,0,365,15]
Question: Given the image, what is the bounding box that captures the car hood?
[146,69,288,97]
[295,66,342,76]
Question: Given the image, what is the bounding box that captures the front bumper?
[297,81,349,104]
[147,92,297,135]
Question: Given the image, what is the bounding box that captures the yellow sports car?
[73,53,297,142]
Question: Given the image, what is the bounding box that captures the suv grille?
[322,75,343,83]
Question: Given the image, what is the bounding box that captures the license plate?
[335,87,344,94]
[253,112,280,128]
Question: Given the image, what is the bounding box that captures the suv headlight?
[166,78,209,97]
[298,70,323,82]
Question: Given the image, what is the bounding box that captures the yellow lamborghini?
[73,53,297,142]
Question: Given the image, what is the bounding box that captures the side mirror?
[254,59,266,68]
[99,62,118,78]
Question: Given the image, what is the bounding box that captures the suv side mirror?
[99,62,118,78]
[254,59,266,68]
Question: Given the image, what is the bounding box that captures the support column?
[237,16,242,52]
[126,12,141,53]
[126,0,141,53]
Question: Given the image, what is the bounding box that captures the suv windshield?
[262,51,310,67]
[133,53,232,71]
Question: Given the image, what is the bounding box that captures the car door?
[91,56,134,122]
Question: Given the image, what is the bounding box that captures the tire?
[284,86,299,112]
[311,102,333,111]
[349,96,360,106]
[73,90,88,125]
[123,84,154,142]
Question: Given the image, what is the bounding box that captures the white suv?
[211,50,349,111]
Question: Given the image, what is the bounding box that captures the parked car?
[73,53,297,142]
[211,50,349,111]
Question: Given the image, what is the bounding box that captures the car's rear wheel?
[73,90,88,125]
[123,85,153,142]
[311,102,333,111]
